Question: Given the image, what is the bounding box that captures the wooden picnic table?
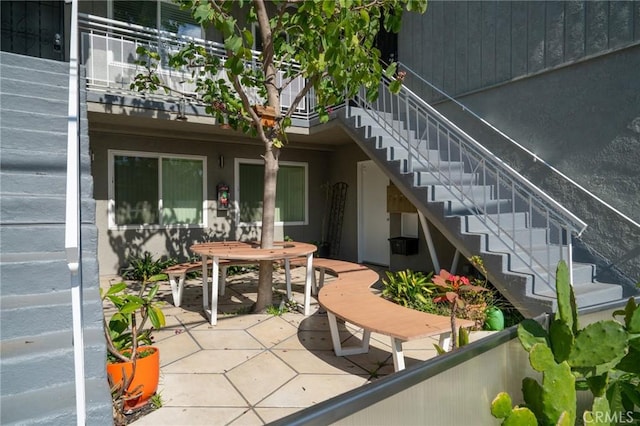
[190,241,317,325]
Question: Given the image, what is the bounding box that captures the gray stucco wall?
[433,44,640,284]
[401,0,640,101]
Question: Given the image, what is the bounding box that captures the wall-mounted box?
[387,184,416,213]
[389,236,419,256]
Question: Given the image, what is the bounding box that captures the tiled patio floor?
[101,265,441,425]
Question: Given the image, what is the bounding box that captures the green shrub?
[121,252,176,281]
[381,269,434,310]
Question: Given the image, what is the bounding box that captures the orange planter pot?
[106,346,160,410]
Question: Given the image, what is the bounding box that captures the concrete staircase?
[340,105,625,318]
[0,52,111,425]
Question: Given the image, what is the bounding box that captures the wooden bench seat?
[314,259,475,371]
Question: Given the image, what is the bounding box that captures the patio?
[101,264,443,425]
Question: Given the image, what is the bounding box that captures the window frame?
[109,0,204,39]
[108,149,207,230]
[234,158,308,227]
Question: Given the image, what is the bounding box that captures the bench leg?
[209,257,219,326]
[167,273,186,307]
[390,338,406,371]
[220,266,227,296]
[201,256,209,311]
[438,332,452,352]
[284,258,292,300]
[327,312,371,356]
[303,253,313,315]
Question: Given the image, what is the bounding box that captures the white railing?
[77,14,319,121]
[352,76,589,293]
[65,1,86,424]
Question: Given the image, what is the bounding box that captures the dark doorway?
[1,1,65,61]
[376,26,398,65]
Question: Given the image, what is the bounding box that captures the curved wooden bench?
[315,259,474,371]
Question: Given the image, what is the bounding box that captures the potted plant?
[101,272,166,419]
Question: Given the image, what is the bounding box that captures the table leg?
[210,256,219,325]
[284,258,292,299]
[201,255,209,310]
[303,253,313,315]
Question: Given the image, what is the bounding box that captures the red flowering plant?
[432,269,488,351]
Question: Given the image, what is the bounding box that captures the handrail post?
[66,0,86,424]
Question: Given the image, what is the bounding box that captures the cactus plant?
[491,261,640,425]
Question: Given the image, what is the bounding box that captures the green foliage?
[130,0,428,312]
[101,274,167,364]
[491,261,640,425]
[133,0,427,138]
[121,252,176,282]
[491,392,538,426]
[381,269,434,309]
[150,392,163,409]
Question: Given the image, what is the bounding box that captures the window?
[112,0,202,38]
[236,159,307,225]
[109,151,206,228]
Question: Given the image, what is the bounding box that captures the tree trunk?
[254,149,278,312]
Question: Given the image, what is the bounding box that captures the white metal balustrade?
[350,74,589,296]
[77,14,317,121]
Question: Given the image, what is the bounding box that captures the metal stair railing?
[398,61,639,285]
[349,76,588,293]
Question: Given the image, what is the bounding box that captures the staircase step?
[511,262,596,287]
[0,225,66,252]
[0,327,107,396]
[1,149,90,175]
[0,93,68,115]
[0,256,99,296]
[0,194,95,224]
[415,170,478,187]
[0,110,67,133]
[0,172,94,197]
[0,127,67,152]
[465,213,530,232]
[538,281,624,309]
[429,184,494,202]
[0,80,68,105]
[0,378,112,426]
[0,51,68,76]
[0,290,104,340]
[0,224,98,254]
[483,228,550,252]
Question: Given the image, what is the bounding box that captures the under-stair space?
[340,93,626,317]
[0,52,111,425]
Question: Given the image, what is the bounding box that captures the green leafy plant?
[491,261,640,425]
[121,251,176,282]
[381,269,434,310]
[101,274,167,364]
[150,392,163,409]
[431,269,488,350]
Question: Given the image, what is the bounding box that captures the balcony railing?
[77,13,320,122]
